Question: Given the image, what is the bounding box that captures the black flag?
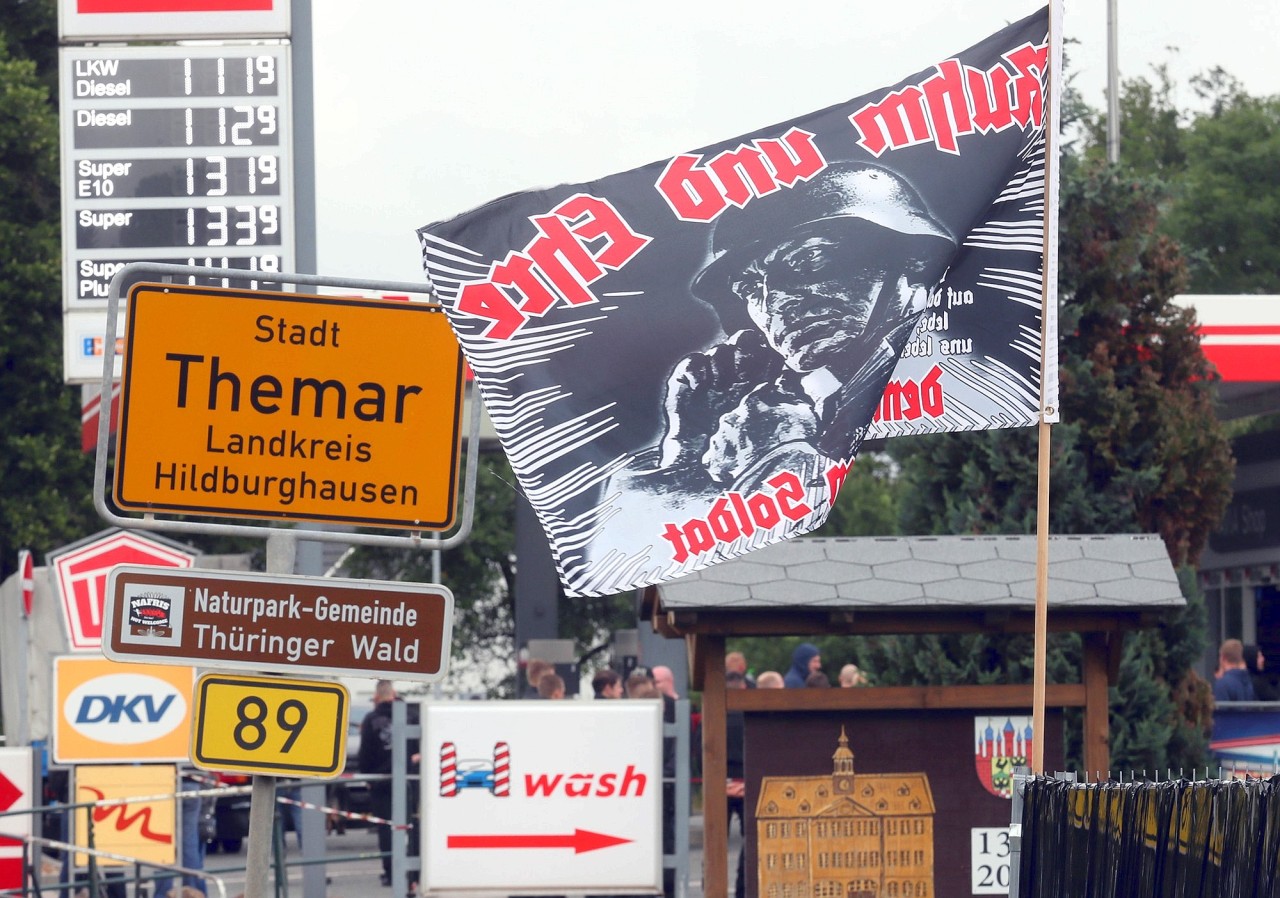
[420,7,1058,597]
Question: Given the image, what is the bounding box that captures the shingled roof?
[654,534,1183,611]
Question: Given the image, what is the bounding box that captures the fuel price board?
[60,45,295,383]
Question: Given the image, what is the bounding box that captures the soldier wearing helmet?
[650,161,955,490]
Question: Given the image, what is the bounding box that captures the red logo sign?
[77,0,273,11]
[51,532,195,651]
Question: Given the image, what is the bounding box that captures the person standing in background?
[154,771,213,898]
[725,651,757,688]
[652,665,679,701]
[538,673,566,699]
[592,669,624,699]
[358,680,399,887]
[1213,639,1257,702]
[1244,644,1278,700]
[784,643,822,688]
[524,659,553,698]
[725,670,748,898]
[756,671,785,689]
[839,663,868,687]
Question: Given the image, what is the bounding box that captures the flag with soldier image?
[419,6,1059,598]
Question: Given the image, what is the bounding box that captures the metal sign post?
[89,264,482,898]
[243,529,294,898]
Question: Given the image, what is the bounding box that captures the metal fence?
[1014,771,1280,897]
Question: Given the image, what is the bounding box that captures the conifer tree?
[880,158,1231,773]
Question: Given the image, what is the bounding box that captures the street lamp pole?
[1107,0,1120,163]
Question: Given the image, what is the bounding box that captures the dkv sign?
[422,701,663,894]
[54,657,195,763]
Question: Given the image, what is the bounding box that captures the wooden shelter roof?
[646,534,1182,637]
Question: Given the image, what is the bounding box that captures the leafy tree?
[0,1,100,581]
[2,0,56,87]
[343,452,520,695]
[0,0,255,581]
[1166,82,1280,294]
[1084,66,1280,296]
[1080,65,1188,177]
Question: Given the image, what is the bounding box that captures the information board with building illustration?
[744,710,1063,898]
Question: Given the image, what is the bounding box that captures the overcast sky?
[310,0,1280,285]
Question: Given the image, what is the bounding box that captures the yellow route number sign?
[191,674,348,778]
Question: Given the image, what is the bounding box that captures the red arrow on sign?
[0,773,21,814]
[0,772,23,849]
[447,829,631,854]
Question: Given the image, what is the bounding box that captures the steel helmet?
[691,162,954,327]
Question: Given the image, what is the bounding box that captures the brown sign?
[102,565,454,681]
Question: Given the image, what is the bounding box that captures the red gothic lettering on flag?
[419,7,1060,598]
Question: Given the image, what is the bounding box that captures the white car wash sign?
[422,701,662,894]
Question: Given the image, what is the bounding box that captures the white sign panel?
[59,0,290,42]
[64,309,124,383]
[971,827,1012,894]
[0,747,34,880]
[0,747,33,849]
[422,701,662,894]
[58,44,295,384]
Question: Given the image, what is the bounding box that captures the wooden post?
[1082,632,1111,778]
[1032,419,1050,775]
[699,634,729,898]
[1031,0,1063,775]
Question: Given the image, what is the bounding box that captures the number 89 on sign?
[191,674,347,778]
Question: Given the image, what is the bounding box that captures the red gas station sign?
[1175,294,1280,383]
[58,0,289,41]
[49,530,195,651]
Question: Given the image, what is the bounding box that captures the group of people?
[728,643,869,690]
[519,657,682,704]
[1212,638,1277,702]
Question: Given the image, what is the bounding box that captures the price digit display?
[60,45,294,334]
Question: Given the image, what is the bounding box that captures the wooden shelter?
[641,533,1184,898]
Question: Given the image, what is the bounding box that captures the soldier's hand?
[657,329,784,469]
[702,382,819,485]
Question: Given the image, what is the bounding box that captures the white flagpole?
[1032,0,1064,776]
